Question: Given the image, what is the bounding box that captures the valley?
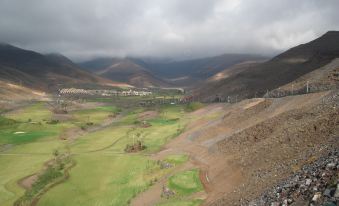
[1,84,337,206]
[0,7,338,205]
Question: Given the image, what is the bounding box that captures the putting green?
[168,169,203,196]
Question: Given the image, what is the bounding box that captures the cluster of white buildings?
[59,88,152,97]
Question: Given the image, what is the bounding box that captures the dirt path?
[138,111,159,121]
[131,161,195,206]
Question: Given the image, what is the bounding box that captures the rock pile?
[161,185,175,199]
[249,149,339,206]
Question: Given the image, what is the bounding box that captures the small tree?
[53,149,59,159]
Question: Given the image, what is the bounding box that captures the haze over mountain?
[131,54,267,86]
[198,31,339,100]
[81,54,266,87]
[80,58,171,88]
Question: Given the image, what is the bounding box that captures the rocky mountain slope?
[132,54,266,87]
[198,31,339,101]
[0,44,125,92]
[141,90,338,206]
[268,58,339,97]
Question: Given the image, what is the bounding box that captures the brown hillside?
[198,31,339,101]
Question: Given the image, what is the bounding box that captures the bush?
[0,116,17,127]
[46,119,59,124]
[185,102,204,112]
[14,166,63,206]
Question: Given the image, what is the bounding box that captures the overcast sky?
[0,0,338,61]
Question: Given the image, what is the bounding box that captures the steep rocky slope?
[198,31,339,101]
[268,58,339,97]
[136,90,338,206]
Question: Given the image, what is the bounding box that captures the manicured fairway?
[71,105,120,126]
[38,155,160,206]
[0,102,204,206]
[0,155,51,206]
[0,103,72,206]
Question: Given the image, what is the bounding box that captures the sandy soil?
[138,111,159,121]
[19,174,38,190]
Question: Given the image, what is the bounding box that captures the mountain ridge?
[0,44,129,92]
[197,31,339,101]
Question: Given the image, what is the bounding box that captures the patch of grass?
[37,155,161,206]
[149,118,179,125]
[14,152,73,206]
[71,106,120,126]
[71,126,130,153]
[15,167,63,206]
[109,122,184,153]
[98,106,121,113]
[0,130,56,145]
[5,103,52,123]
[0,116,17,128]
[0,103,75,145]
[164,154,188,165]
[0,155,51,206]
[0,102,194,206]
[168,169,203,196]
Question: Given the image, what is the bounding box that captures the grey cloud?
[0,0,338,61]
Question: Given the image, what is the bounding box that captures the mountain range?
[0,31,338,100]
[0,44,129,97]
[79,54,266,88]
[79,57,171,88]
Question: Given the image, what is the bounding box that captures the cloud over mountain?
[0,0,338,60]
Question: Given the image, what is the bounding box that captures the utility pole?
[266,89,269,98]
[306,81,309,93]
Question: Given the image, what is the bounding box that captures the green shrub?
[46,119,59,124]
[14,166,63,206]
[0,116,17,127]
[185,102,204,112]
